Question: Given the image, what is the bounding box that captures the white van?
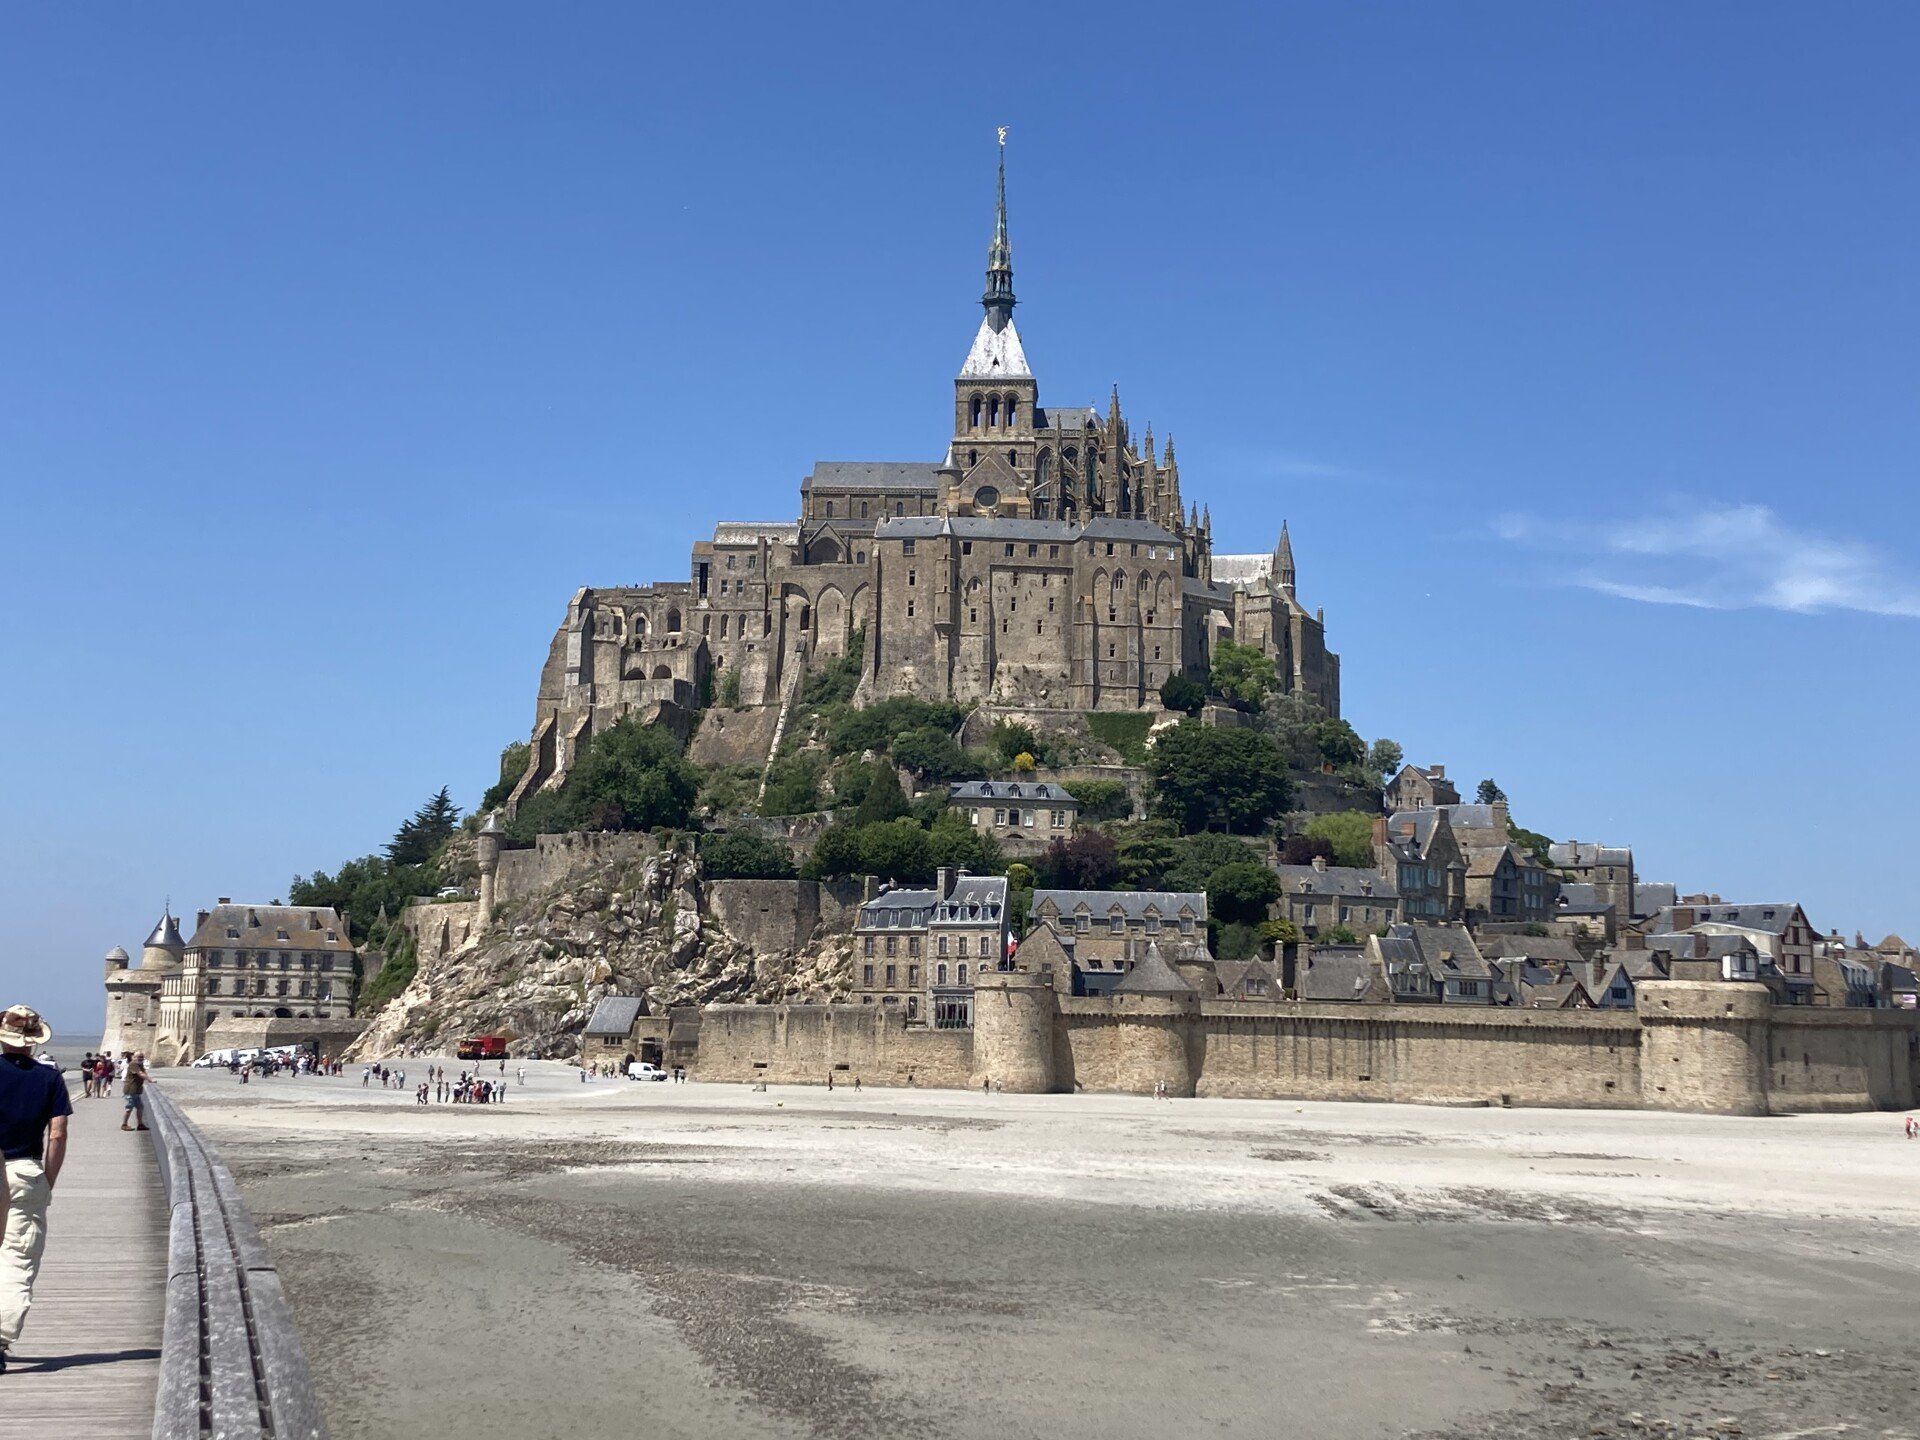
[627,1061,668,1082]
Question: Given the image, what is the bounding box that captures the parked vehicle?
[457,1035,509,1061]
[627,1061,668,1082]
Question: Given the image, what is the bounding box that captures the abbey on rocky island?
[512,140,1339,804]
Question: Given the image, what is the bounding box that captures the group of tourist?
[417,1067,509,1105]
[78,1049,147,1128]
[362,1062,409,1090]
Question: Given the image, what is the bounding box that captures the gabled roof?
[949,780,1075,804]
[1479,935,1585,967]
[1299,948,1380,1002]
[185,904,354,954]
[1275,863,1398,900]
[1548,841,1632,868]
[803,461,946,492]
[1112,942,1195,996]
[1030,889,1207,922]
[1650,903,1807,937]
[584,995,645,1038]
[934,875,1009,924]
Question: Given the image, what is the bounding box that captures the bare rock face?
[349,848,854,1059]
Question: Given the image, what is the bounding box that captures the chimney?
[196,909,211,931]
[1429,765,1445,780]
[862,875,878,903]
[937,866,956,899]
[217,897,231,905]
[1370,815,1387,847]
[1311,854,1328,872]
[1491,801,1510,832]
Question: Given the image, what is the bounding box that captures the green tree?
[480,744,530,813]
[857,819,935,883]
[1206,860,1280,926]
[928,809,1000,873]
[1111,822,1186,890]
[561,719,699,833]
[1366,738,1403,780]
[387,787,462,866]
[1210,640,1280,709]
[803,822,863,880]
[1165,832,1260,892]
[891,727,984,784]
[1259,917,1301,950]
[986,721,1041,766]
[714,666,743,708]
[1323,924,1360,945]
[1311,717,1366,769]
[1278,833,1338,866]
[854,763,910,826]
[698,830,797,879]
[1302,809,1377,869]
[1063,779,1131,822]
[1151,723,1293,834]
[760,752,825,817]
[1159,672,1206,716]
[1476,778,1508,805]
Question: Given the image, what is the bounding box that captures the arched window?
[1110,570,1125,621]
[1007,449,1017,467]
[988,395,1000,427]
[1002,394,1017,426]
[665,607,682,632]
[970,395,983,428]
[967,449,978,467]
[936,962,948,984]
[895,501,904,516]
[825,500,834,517]
[1035,449,1052,493]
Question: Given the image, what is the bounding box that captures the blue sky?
[6,4,1917,1035]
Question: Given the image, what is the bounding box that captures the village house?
[1385,763,1460,812]
[1271,855,1399,939]
[1548,841,1636,926]
[1371,811,1465,923]
[1026,888,1210,995]
[853,869,1010,1026]
[1463,844,1560,926]
[1648,898,1819,1003]
[1363,923,1497,1005]
[947,779,1078,853]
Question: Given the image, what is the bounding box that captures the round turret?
[103,944,131,974]
[1108,943,1202,1097]
[1637,979,1771,1115]
[971,967,1057,1093]
[140,907,186,972]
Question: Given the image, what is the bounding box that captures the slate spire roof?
[1113,941,1196,997]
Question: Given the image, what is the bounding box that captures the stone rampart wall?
[1768,1010,1916,1112]
[496,830,661,907]
[1191,1004,1643,1108]
[694,1004,973,1088]
[203,1016,367,1057]
[705,878,863,955]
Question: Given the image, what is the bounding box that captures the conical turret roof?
[143,908,185,952]
[1114,941,1195,996]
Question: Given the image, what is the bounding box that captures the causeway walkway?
[0,1073,167,1437]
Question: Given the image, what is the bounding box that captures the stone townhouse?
[1552,882,1619,943]
[1364,923,1498,1004]
[507,139,1340,807]
[1371,811,1466,923]
[853,869,1009,1027]
[947,779,1078,853]
[1385,763,1460,812]
[1464,844,1560,926]
[1548,841,1636,929]
[1025,888,1210,995]
[1648,899,1819,1003]
[1271,855,1400,939]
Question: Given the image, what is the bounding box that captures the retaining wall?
[695,1004,972,1087]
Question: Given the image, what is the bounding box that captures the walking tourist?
[0,1005,71,1373]
[80,1054,96,1100]
[120,1052,150,1131]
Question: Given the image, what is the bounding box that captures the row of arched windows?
[968,392,1022,429]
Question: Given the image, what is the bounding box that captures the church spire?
[982,127,1016,332]
[1274,520,1296,590]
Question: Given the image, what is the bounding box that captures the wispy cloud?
[1494,501,1920,620]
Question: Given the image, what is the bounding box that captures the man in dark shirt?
[0,1005,71,1371]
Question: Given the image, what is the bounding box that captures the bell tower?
[948,128,1039,516]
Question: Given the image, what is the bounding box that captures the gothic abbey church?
[512,143,1339,802]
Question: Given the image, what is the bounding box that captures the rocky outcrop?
[349,847,855,1059]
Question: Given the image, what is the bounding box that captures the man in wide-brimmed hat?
[0,1005,71,1372]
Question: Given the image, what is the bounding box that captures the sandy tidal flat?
[165,1063,1920,1440]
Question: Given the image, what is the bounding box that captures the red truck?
[456,1034,508,1061]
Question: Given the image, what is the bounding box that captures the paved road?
[0,1074,166,1437]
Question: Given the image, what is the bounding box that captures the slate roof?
[1034,405,1098,431]
[933,875,1009,925]
[1112,942,1195,996]
[949,780,1076,804]
[1479,935,1585,967]
[1650,903,1806,937]
[1274,864,1398,900]
[1548,841,1632,868]
[583,995,645,1038]
[1881,962,1918,995]
[803,462,946,492]
[1299,948,1378,1002]
[1555,883,1612,915]
[185,904,354,954]
[1433,804,1507,834]
[144,910,185,950]
[858,887,937,929]
[1632,882,1678,918]
[1030,889,1208,922]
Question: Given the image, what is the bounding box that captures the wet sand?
[165,1064,1920,1439]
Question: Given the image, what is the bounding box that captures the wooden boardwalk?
[0,1076,167,1437]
